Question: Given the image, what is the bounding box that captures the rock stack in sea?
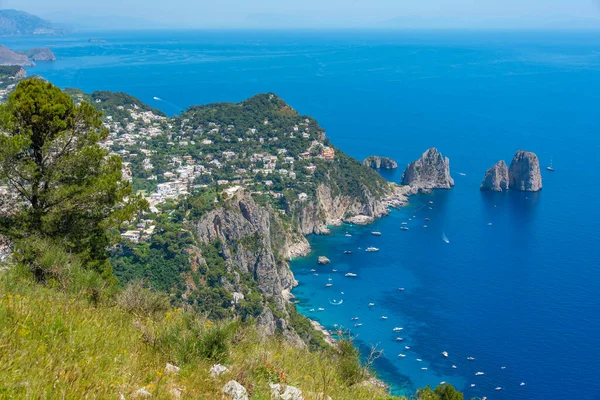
[363,156,398,170]
[401,148,454,193]
[480,151,542,192]
[509,150,542,191]
[480,160,509,191]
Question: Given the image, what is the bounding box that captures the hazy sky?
[3,0,600,29]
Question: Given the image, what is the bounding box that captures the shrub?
[116,280,171,317]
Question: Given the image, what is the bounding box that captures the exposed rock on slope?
[363,156,398,169]
[401,148,454,192]
[480,160,509,191]
[509,150,542,192]
[0,45,32,66]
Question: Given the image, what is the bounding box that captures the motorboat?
[366,247,379,252]
[345,273,357,277]
[442,351,448,358]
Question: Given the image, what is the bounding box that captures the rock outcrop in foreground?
[401,148,454,192]
[363,156,398,169]
[509,150,542,192]
[480,160,509,191]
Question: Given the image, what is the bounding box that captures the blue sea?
[5,30,600,399]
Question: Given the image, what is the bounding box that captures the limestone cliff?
[191,192,304,337]
[480,160,509,191]
[401,148,454,192]
[363,156,398,169]
[19,47,56,61]
[0,45,32,66]
[509,150,542,192]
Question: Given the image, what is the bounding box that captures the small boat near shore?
[354,323,363,327]
[393,327,403,332]
[372,231,382,236]
[398,353,406,357]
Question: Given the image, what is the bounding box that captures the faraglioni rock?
[480,160,509,191]
[508,150,542,192]
[363,156,398,170]
[401,148,454,191]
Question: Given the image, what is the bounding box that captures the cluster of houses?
[99,103,337,244]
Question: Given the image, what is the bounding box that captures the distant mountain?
[0,9,64,36]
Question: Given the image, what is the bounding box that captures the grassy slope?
[0,268,399,400]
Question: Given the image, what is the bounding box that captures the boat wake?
[442,233,450,244]
[153,96,162,101]
[329,299,344,306]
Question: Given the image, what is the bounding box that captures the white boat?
[317,308,325,311]
[442,351,448,358]
[452,365,457,369]
[354,323,362,327]
[398,354,406,358]
[309,309,315,312]
[325,277,333,287]
[495,387,502,391]
[310,269,316,272]
[372,231,382,236]
[393,327,403,332]
[547,157,554,172]
[475,372,484,376]
[442,233,450,243]
[366,247,379,252]
[345,233,352,237]
[429,201,434,204]
[351,317,359,321]
[381,316,388,320]
[421,367,428,371]
[153,96,161,101]
[345,273,357,277]
[405,346,411,350]
[467,356,475,361]
[520,382,526,386]
[416,358,422,362]
[343,250,352,254]
[313,273,319,276]
[400,226,409,231]
[398,287,405,291]
[395,337,403,341]
[470,384,476,388]
[458,172,467,176]
[368,303,375,307]
[332,269,337,272]
[401,222,408,225]
[423,225,428,228]
[501,366,506,369]
[487,222,493,226]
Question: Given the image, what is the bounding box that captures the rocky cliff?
[480,160,509,191]
[363,156,398,169]
[509,150,542,192]
[401,148,454,192]
[0,45,32,66]
[19,47,56,61]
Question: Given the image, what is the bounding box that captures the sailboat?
[547,157,555,172]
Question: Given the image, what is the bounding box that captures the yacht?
[405,346,411,350]
[368,303,375,307]
[381,316,388,320]
[393,327,403,332]
[351,317,359,321]
[520,382,526,386]
[423,225,428,228]
[452,365,457,369]
[467,356,475,361]
[309,309,315,312]
[313,273,319,276]
[401,222,408,225]
[345,273,357,277]
[372,231,382,236]
[332,269,337,272]
[421,367,428,371]
[425,218,431,221]
[345,233,352,237]
[343,250,352,254]
[398,287,405,291]
[495,387,502,391]
[366,246,379,252]
[429,201,434,204]
[395,337,403,342]
[470,384,476,388]
[398,354,406,358]
[416,358,423,362]
[500,366,506,369]
[310,269,316,272]
[400,226,409,231]
[442,233,450,243]
[547,157,554,172]
[325,282,333,287]
[442,351,448,358]
[317,308,325,311]
[354,323,362,327]
[475,372,484,376]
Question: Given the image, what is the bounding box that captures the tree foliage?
[0,79,145,276]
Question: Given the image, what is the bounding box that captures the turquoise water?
[5,30,600,399]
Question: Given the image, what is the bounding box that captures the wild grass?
[0,263,401,399]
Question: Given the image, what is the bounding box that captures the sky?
[3,0,600,29]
